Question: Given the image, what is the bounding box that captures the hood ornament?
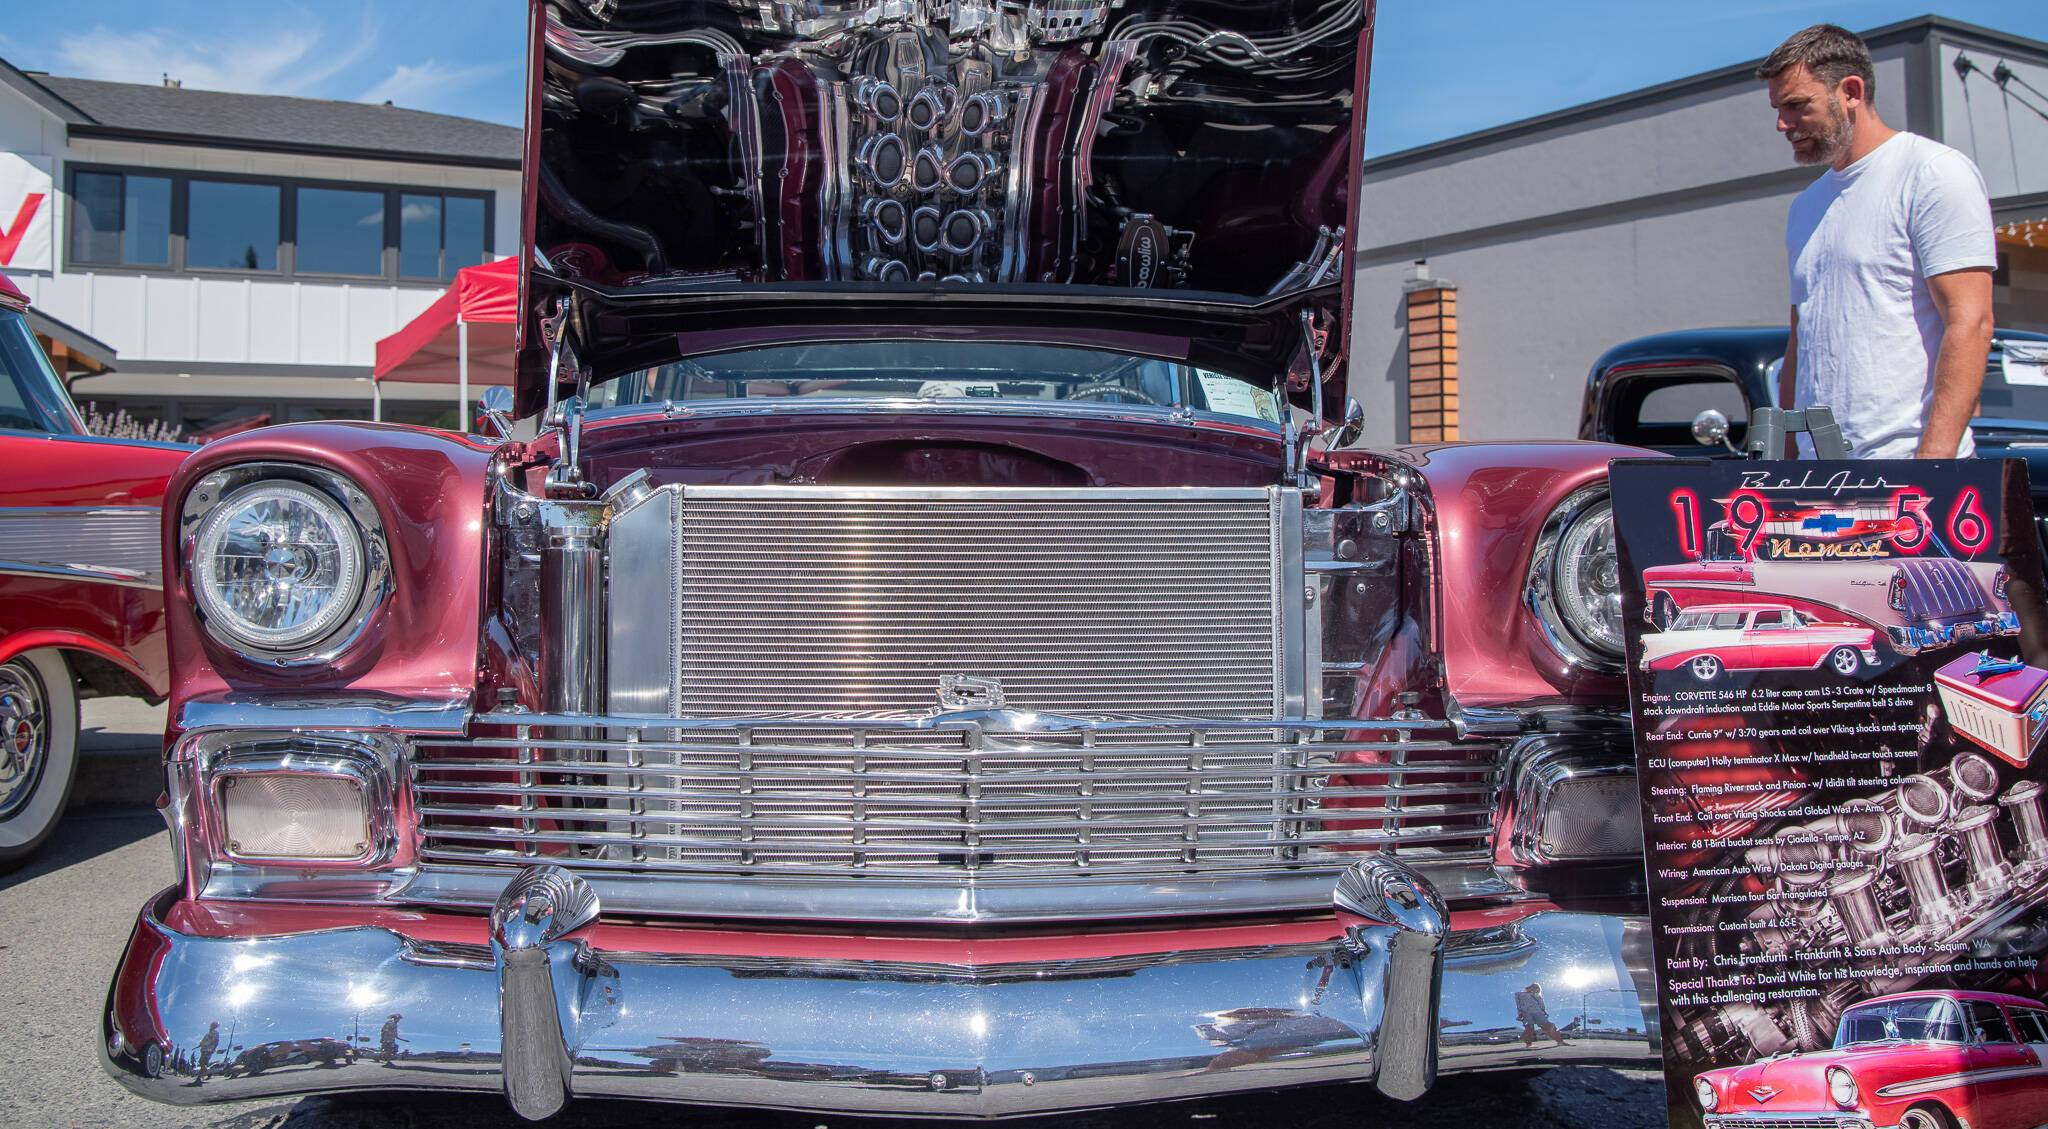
[1747,1085,1781,1103]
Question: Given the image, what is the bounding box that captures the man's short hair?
[1756,24,1876,97]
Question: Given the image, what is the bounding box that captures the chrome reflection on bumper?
[1886,610,2020,652]
[102,863,1652,1119]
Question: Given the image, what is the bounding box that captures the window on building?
[187,180,280,271]
[66,166,492,283]
[399,193,489,279]
[71,171,172,266]
[297,187,386,276]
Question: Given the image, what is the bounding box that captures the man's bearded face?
[1787,92,1851,166]
[1769,65,1856,169]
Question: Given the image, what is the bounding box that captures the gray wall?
[1348,45,1916,443]
[1940,35,2048,201]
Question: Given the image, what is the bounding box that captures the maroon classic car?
[0,273,188,865]
[1639,602,1879,682]
[100,0,1656,1119]
[1696,990,2048,1129]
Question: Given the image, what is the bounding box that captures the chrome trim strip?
[1277,486,1307,718]
[473,709,1450,734]
[174,698,470,736]
[0,505,161,587]
[578,396,1288,436]
[1874,1064,2048,1099]
[103,883,1651,1116]
[193,855,1521,922]
[0,562,157,590]
[672,484,1275,502]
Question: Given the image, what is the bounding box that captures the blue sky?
[1,3,2045,155]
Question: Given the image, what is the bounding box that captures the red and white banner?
[0,153,54,272]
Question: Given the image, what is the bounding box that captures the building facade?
[1351,16,2048,445]
[0,60,521,435]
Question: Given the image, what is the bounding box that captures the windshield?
[0,309,84,434]
[1838,998,1966,1045]
[584,341,1284,426]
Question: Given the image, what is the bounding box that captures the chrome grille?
[607,486,1296,718]
[412,715,1497,887]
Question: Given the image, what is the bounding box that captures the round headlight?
[1827,1066,1858,1108]
[1555,497,1622,654]
[193,480,365,652]
[1694,1077,1717,1111]
[1531,489,1624,667]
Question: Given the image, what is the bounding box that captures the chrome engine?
[1670,749,2048,1060]
[538,0,1360,291]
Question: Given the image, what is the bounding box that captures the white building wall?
[3,121,519,371]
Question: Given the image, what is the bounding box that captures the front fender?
[1325,440,1653,709]
[160,423,499,727]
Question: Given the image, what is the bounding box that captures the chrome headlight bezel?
[1826,1066,1858,1108]
[1695,1077,1718,1111]
[181,463,389,663]
[1527,485,1624,672]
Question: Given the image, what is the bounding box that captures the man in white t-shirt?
[1760,24,1996,459]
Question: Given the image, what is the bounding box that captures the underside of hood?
[519,0,1371,415]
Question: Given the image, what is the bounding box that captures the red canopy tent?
[372,256,519,428]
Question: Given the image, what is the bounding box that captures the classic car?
[1640,508,2016,655]
[220,1037,355,1078]
[1695,990,2048,1129]
[1579,326,2048,545]
[0,272,189,865]
[1639,602,1879,682]
[99,0,1659,1119]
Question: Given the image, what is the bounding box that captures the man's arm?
[1779,307,1798,458]
[1920,267,1994,458]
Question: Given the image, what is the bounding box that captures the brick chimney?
[1402,262,1458,442]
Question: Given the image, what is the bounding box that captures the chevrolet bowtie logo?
[1747,1085,1781,1103]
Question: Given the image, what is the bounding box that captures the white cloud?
[358,59,509,112]
[50,16,379,98]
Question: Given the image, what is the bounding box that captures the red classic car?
[0,273,189,865]
[1643,513,2016,656]
[1696,990,2048,1129]
[99,0,1658,1119]
[1640,602,1880,682]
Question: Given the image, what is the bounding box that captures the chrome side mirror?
[1691,408,1743,455]
[477,385,516,439]
[1331,398,1365,449]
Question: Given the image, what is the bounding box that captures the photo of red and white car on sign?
[1639,602,1880,683]
[1695,990,2048,1129]
[1642,503,2017,656]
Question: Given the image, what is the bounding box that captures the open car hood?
[518,0,1372,416]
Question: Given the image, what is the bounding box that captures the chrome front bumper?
[1887,610,2020,651]
[102,861,1656,1120]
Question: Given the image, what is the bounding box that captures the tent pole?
[458,320,471,432]
[372,378,382,422]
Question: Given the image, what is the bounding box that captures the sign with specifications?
[1611,458,2048,1129]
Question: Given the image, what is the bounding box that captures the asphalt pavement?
[0,698,1669,1129]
